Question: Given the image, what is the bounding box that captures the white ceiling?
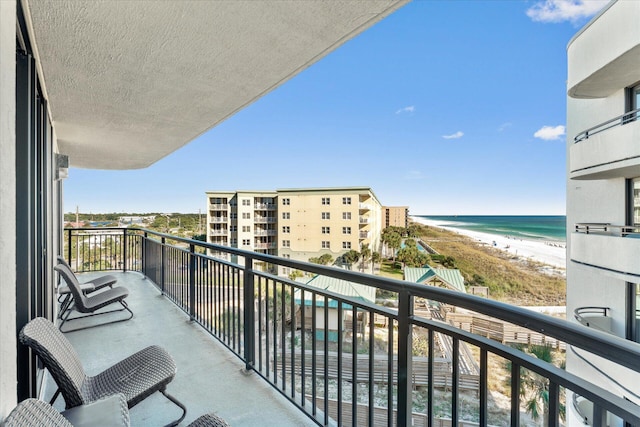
[24,0,408,170]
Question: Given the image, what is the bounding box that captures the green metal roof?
[295,275,377,308]
[404,267,466,293]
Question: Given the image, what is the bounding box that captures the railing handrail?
[574,107,640,143]
[67,226,640,376]
[575,222,640,236]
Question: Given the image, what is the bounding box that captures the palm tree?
[343,250,360,270]
[507,344,565,425]
[371,251,381,273]
[360,243,371,272]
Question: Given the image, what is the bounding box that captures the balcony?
[254,217,277,224]
[255,203,277,210]
[210,217,229,223]
[209,229,227,236]
[254,242,277,250]
[359,217,369,225]
[570,112,640,180]
[62,227,640,426]
[254,230,277,237]
[358,203,371,211]
[359,231,369,239]
[209,204,229,210]
[572,224,640,277]
[574,307,612,333]
[567,1,640,99]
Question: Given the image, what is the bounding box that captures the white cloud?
[526,0,609,24]
[404,170,424,180]
[534,125,566,141]
[395,106,415,114]
[442,131,464,140]
[498,122,512,132]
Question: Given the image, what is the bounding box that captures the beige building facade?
[382,205,409,228]
[205,187,383,270]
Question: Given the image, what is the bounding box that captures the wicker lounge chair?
[3,394,130,427]
[54,263,132,332]
[56,256,118,318]
[4,396,229,427]
[19,317,187,426]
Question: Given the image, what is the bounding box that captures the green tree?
[506,345,566,425]
[343,250,360,269]
[397,246,429,269]
[371,251,381,273]
[288,270,304,281]
[309,253,333,265]
[382,230,402,262]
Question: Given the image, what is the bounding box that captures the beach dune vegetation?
[409,223,565,305]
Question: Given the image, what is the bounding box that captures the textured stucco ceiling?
[24,0,408,170]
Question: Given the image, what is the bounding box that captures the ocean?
[415,215,566,242]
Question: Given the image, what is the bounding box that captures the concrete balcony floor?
[48,271,315,426]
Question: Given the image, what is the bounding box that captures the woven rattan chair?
[56,256,118,319]
[54,263,132,332]
[19,317,186,427]
[3,394,130,427]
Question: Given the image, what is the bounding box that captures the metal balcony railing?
[575,223,640,237]
[574,307,611,333]
[574,108,640,143]
[64,227,640,427]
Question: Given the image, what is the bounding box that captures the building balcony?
[209,230,227,236]
[209,204,229,210]
[358,203,371,211]
[254,217,276,224]
[574,307,612,333]
[567,1,640,99]
[254,242,277,249]
[60,227,640,426]
[359,231,369,239]
[570,114,640,180]
[254,230,277,237]
[254,203,277,210]
[209,217,229,223]
[359,217,369,224]
[571,224,640,276]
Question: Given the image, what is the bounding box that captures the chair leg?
[160,389,187,427]
[58,302,134,333]
[49,388,61,405]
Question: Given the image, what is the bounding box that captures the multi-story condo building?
[382,205,409,228]
[566,1,640,424]
[206,187,383,271]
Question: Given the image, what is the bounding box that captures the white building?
[566,1,640,425]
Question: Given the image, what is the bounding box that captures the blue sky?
[64,0,609,216]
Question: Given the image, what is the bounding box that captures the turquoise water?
[416,215,566,242]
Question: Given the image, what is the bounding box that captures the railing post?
[397,289,413,427]
[243,255,255,371]
[160,236,166,294]
[122,228,128,272]
[189,243,196,321]
[67,228,72,264]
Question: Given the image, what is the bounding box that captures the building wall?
[382,206,409,228]
[0,0,17,416]
[566,1,640,422]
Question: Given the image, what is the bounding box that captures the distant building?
[119,215,155,225]
[382,206,409,228]
[294,275,377,341]
[205,187,383,274]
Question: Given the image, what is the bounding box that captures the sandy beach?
[411,216,567,272]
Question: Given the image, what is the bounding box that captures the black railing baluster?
[368,310,374,427]
[337,301,343,427]
[548,381,559,427]
[452,337,459,426]
[480,349,488,427]
[300,289,306,408]
[311,292,317,417]
[511,361,521,427]
[122,228,127,272]
[428,329,434,427]
[243,255,255,371]
[352,306,357,427]
[189,244,196,321]
[290,282,295,400]
[324,296,329,426]
[387,321,393,427]
[397,290,413,427]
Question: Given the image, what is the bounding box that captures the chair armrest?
[61,394,129,427]
[58,283,95,295]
